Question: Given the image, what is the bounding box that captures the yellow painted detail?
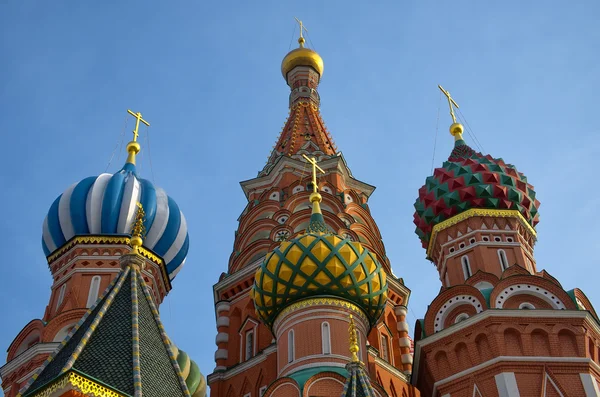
[307,283,318,290]
[364,255,377,274]
[311,241,331,261]
[380,272,387,287]
[300,257,318,276]
[292,274,307,287]
[325,235,342,247]
[24,371,126,397]
[350,242,364,255]
[426,208,536,256]
[314,271,331,286]
[286,245,304,264]
[359,283,369,295]
[353,266,366,282]
[262,274,273,291]
[340,275,353,287]
[267,254,279,273]
[325,256,345,277]
[277,283,286,294]
[371,276,380,292]
[279,264,294,282]
[280,241,291,252]
[338,243,358,265]
[255,268,262,281]
[299,235,316,247]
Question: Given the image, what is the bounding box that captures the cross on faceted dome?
[302,154,325,193]
[127,109,150,142]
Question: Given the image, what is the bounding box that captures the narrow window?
[86,276,101,308]
[56,283,67,310]
[288,330,295,363]
[245,330,254,360]
[381,334,389,361]
[321,322,331,354]
[498,249,508,271]
[461,256,472,280]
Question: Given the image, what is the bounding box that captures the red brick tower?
[0,111,196,397]
[411,88,600,396]
[207,27,419,397]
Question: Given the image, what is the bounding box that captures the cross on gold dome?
[302,154,325,193]
[438,85,459,124]
[294,17,309,47]
[127,109,150,142]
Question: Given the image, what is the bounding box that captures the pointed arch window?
[381,334,389,361]
[288,330,295,363]
[245,330,254,360]
[56,283,67,310]
[461,256,472,280]
[498,249,509,271]
[86,276,101,308]
[321,322,331,354]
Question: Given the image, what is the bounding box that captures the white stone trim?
[212,255,264,302]
[494,372,520,397]
[543,372,565,397]
[281,361,347,377]
[401,353,413,364]
[399,337,411,348]
[397,321,409,332]
[366,349,409,382]
[215,301,231,314]
[0,342,60,378]
[494,284,566,309]
[269,381,301,396]
[413,311,599,385]
[279,353,349,376]
[434,295,483,332]
[215,332,229,344]
[306,377,345,396]
[395,306,408,316]
[580,373,600,397]
[216,316,230,328]
[214,349,228,360]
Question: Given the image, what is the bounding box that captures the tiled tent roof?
[20,256,190,397]
[342,362,377,397]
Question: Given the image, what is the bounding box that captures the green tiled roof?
[21,257,191,397]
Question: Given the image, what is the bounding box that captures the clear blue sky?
[1,1,599,394]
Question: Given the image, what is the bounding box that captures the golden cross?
[127,109,150,142]
[438,85,459,124]
[294,17,309,47]
[302,154,325,193]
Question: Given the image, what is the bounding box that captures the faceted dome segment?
[252,232,388,328]
[42,163,189,280]
[413,139,540,248]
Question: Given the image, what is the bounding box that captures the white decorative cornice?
[207,344,276,383]
[0,342,60,378]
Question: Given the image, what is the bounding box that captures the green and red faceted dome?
[414,136,540,249]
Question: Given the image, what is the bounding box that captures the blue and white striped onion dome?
[42,162,189,280]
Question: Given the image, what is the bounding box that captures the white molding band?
[0,342,60,378]
[216,317,230,328]
[580,373,600,397]
[215,332,229,345]
[214,349,228,360]
[494,372,520,397]
[215,301,231,314]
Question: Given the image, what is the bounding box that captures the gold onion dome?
[251,192,388,329]
[281,36,324,79]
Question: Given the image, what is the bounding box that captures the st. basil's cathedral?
[2,24,600,397]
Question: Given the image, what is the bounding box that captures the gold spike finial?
[130,202,146,254]
[125,109,150,165]
[348,314,360,363]
[294,17,308,48]
[437,85,464,141]
[302,154,325,212]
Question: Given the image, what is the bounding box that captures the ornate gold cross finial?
[127,109,150,142]
[438,85,465,140]
[302,154,325,193]
[438,85,459,124]
[130,202,146,254]
[348,314,360,363]
[294,17,309,48]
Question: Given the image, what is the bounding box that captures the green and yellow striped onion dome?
[251,192,388,329]
[172,345,207,397]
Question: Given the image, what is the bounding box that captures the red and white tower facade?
[411,90,600,396]
[0,112,193,397]
[207,31,419,397]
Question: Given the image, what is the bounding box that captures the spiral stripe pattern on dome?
[42,163,189,280]
[414,139,540,248]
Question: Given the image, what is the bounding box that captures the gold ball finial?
[309,192,322,203]
[450,122,464,140]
